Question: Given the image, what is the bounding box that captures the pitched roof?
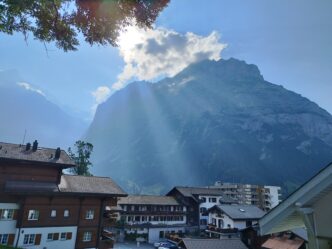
[259,162,332,235]
[210,205,265,220]
[171,186,226,197]
[169,186,236,203]
[118,195,180,205]
[180,238,248,249]
[0,142,75,167]
[58,175,127,196]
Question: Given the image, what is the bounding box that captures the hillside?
[0,70,85,148]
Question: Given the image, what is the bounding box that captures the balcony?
[206,224,238,234]
[103,212,118,227]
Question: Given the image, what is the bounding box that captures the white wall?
[199,195,221,223]
[16,226,77,249]
[148,227,185,243]
[208,211,255,230]
[0,203,19,234]
[265,186,281,208]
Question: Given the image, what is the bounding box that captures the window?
[28,210,39,220]
[60,233,66,240]
[200,197,207,202]
[0,209,14,220]
[85,210,94,219]
[51,210,56,217]
[200,207,207,213]
[82,232,92,242]
[64,209,69,217]
[209,198,217,203]
[47,233,54,241]
[23,234,35,245]
[0,234,9,245]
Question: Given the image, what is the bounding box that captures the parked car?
[157,241,179,249]
[154,240,168,248]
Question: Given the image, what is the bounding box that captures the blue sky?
[0,0,331,120]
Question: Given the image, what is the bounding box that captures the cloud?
[92,86,111,104]
[91,86,111,114]
[112,26,227,92]
[17,82,45,96]
[91,27,226,115]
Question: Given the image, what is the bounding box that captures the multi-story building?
[166,186,237,229]
[117,195,188,243]
[0,141,127,249]
[213,181,282,211]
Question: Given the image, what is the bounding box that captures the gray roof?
[212,205,265,220]
[118,195,180,205]
[291,228,308,241]
[0,142,75,167]
[180,238,248,249]
[58,175,127,196]
[170,186,236,203]
[173,186,227,197]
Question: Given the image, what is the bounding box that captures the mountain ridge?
[86,58,332,195]
[0,70,86,148]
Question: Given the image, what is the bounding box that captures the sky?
[0,0,331,121]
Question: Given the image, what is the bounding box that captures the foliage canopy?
[68,140,94,176]
[0,0,169,51]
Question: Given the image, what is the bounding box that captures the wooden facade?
[0,141,127,249]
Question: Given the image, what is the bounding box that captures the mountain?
[0,70,86,148]
[86,58,332,195]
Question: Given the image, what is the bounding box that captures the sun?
[118,25,144,51]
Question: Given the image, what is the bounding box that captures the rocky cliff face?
[86,58,332,194]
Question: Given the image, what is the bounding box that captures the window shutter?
[8,234,15,246]
[66,232,72,240]
[13,210,18,220]
[53,233,59,240]
[35,234,42,245]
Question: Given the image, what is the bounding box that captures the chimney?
[32,140,38,152]
[26,143,31,151]
[54,147,61,159]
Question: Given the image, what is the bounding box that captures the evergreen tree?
[68,140,94,176]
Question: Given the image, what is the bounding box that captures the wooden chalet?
[0,141,127,249]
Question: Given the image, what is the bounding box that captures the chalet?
[259,162,332,249]
[207,205,265,231]
[166,186,236,228]
[117,195,188,243]
[0,141,127,249]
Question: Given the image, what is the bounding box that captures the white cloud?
[112,26,227,92]
[92,86,111,104]
[17,82,45,96]
[91,86,111,114]
[91,27,226,114]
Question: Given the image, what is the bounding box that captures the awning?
[262,237,304,249]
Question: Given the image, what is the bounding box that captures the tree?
[68,140,94,176]
[0,0,170,51]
